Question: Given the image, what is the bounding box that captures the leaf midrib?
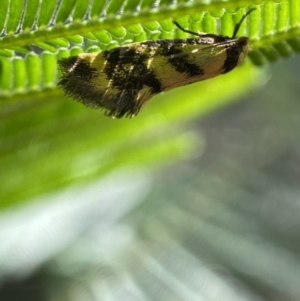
[0,0,269,50]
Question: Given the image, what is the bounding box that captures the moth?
[58,9,255,118]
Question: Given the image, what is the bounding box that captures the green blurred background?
[1,54,300,301]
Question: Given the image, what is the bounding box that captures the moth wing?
[58,44,164,118]
[146,41,229,92]
[58,40,233,118]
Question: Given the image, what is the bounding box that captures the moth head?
[237,36,251,65]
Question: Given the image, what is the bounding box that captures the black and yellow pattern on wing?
[58,9,255,118]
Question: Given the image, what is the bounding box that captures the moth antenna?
[232,8,256,38]
[173,21,200,37]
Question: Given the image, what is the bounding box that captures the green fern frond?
[0,0,298,207]
[0,1,296,100]
[0,1,298,101]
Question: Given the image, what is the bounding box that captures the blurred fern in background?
[1,0,300,300]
